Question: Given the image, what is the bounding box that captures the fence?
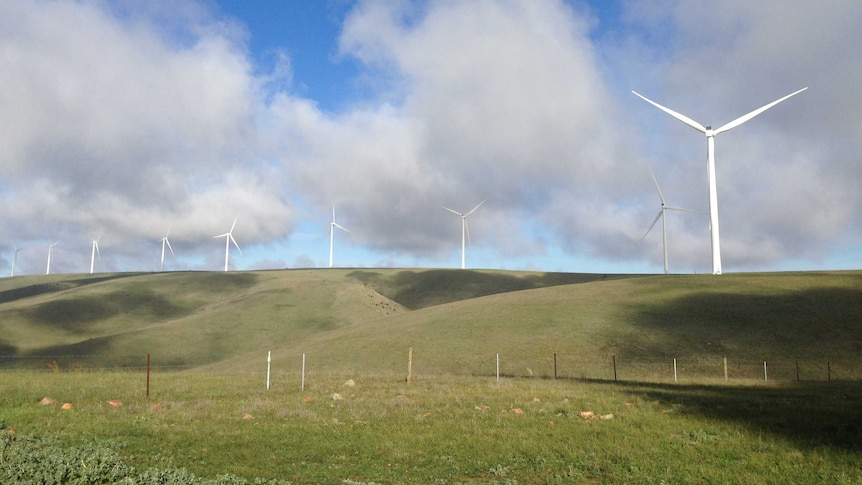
[2,352,861,384]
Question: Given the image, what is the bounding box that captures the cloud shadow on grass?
[617,380,862,453]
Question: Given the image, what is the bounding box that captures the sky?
[1,0,861,276]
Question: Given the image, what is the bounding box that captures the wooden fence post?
[407,347,413,384]
[612,355,617,382]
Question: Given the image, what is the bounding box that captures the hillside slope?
[1,270,860,376]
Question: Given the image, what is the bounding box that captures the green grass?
[1,268,861,482]
[2,371,861,483]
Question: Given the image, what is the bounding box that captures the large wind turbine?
[642,169,699,275]
[46,242,58,275]
[440,200,486,269]
[213,217,241,272]
[89,234,101,274]
[328,205,351,268]
[159,227,174,272]
[632,87,807,275]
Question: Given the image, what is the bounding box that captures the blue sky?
[1,0,860,275]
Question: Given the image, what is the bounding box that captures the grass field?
[3,372,862,484]
[1,268,861,482]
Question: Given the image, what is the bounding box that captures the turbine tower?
[328,205,351,268]
[633,87,807,275]
[89,234,101,274]
[159,227,174,272]
[10,245,22,277]
[440,199,486,269]
[642,169,699,275]
[213,217,240,272]
[46,242,58,275]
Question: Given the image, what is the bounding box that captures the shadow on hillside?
[0,273,147,304]
[348,269,638,309]
[610,379,862,452]
[623,287,862,360]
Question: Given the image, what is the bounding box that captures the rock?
[60,403,73,411]
[331,393,343,401]
[242,413,254,420]
[343,379,355,387]
[39,397,57,406]
[578,411,594,418]
[106,400,122,407]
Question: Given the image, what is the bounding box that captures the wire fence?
[2,353,861,384]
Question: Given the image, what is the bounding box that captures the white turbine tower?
[440,200,486,270]
[642,169,699,275]
[89,234,102,274]
[10,245,23,277]
[46,242,58,275]
[159,227,174,272]
[328,205,351,268]
[633,87,807,275]
[213,217,241,272]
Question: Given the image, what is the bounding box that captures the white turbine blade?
[95,241,100,259]
[642,211,663,240]
[648,168,667,205]
[464,219,472,246]
[228,217,238,234]
[165,238,174,255]
[632,91,707,133]
[665,206,701,214]
[230,234,241,254]
[333,222,351,233]
[440,205,462,216]
[714,87,808,135]
[465,199,486,217]
[213,233,229,239]
[332,205,336,223]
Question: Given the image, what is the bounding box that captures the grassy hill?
[1,269,860,378]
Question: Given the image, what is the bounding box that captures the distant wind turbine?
[46,242,58,275]
[89,234,102,274]
[440,199,486,269]
[10,245,22,277]
[213,217,241,272]
[328,205,351,268]
[642,169,699,275]
[159,227,174,272]
[633,87,807,275]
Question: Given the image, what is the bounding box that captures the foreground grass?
[2,372,861,483]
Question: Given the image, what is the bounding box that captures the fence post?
[763,361,768,382]
[723,357,728,381]
[301,353,306,391]
[796,360,800,383]
[407,347,413,384]
[828,362,832,382]
[496,353,500,382]
[146,354,151,399]
[553,352,558,380]
[266,351,272,390]
[612,355,617,382]
[673,358,678,382]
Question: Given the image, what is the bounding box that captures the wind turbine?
[440,199,486,269]
[10,245,22,277]
[213,217,240,272]
[89,234,102,274]
[642,169,699,275]
[46,242,58,275]
[328,205,351,268]
[159,227,174,272]
[632,87,807,275]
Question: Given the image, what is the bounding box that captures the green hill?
[1,269,860,378]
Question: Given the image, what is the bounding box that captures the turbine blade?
[333,223,351,233]
[332,204,336,223]
[648,168,666,205]
[229,217,237,233]
[165,238,174,255]
[465,199,487,217]
[632,91,707,133]
[440,205,462,216]
[714,87,808,135]
[230,234,241,254]
[666,206,701,214]
[642,211,663,240]
[465,219,471,246]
